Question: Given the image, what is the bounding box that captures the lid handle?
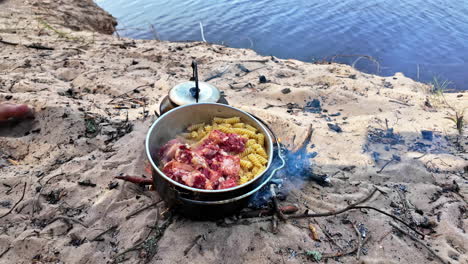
[190,60,200,103]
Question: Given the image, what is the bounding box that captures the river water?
[96,0,468,90]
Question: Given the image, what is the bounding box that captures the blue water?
[96,0,468,90]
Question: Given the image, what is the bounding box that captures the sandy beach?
[0,0,467,263]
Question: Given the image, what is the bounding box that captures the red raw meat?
[218,178,237,189]
[159,139,184,163]
[220,133,247,153]
[161,130,247,190]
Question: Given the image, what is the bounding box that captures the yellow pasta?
[240,147,254,157]
[254,166,266,176]
[219,123,232,128]
[252,143,262,150]
[204,125,213,132]
[256,154,268,165]
[232,128,256,138]
[233,123,245,128]
[217,126,232,134]
[247,154,262,167]
[239,175,250,184]
[240,159,253,169]
[213,117,224,123]
[245,124,257,132]
[223,116,241,124]
[256,133,265,146]
[187,122,205,131]
[256,147,268,159]
[246,139,257,147]
[181,133,191,139]
[190,131,198,139]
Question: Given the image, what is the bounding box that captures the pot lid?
[169,81,221,106]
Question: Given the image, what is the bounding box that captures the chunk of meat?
[159,139,184,163]
[181,170,207,189]
[218,155,241,177]
[219,133,247,153]
[218,177,237,189]
[160,130,249,190]
[174,144,192,163]
[194,141,220,159]
[162,161,195,182]
[207,130,229,144]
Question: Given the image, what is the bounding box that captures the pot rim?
[145,103,274,194]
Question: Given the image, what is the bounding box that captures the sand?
[0,0,467,263]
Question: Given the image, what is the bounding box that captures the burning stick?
[239,205,299,218]
[270,184,286,221]
[115,175,153,185]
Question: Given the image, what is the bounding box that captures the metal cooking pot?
[145,103,285,218]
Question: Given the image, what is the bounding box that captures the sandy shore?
[0,0,467,263]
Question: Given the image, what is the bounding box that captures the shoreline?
[0,1,467,263]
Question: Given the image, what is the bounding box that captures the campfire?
[112,62,443,263]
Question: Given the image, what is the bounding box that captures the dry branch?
[390,222,447,264]
[0,182,27,219]
[322,234,371,259]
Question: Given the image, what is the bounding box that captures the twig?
[376,158,396,173]
[354,206,424,238]
[270,184,286,221]
[0,38,54,50]
[313,219,344,252]
[183,234,203,256]
[0,182,26,219]
[204,65,231,82]
[289,188,379,219]
[271,214,279,234]
[0,247,11,259]
[199,22,207,42]
[288,189,424,238]
[115,175,153,185]
[239,205,298,218]
[390,222,447,264]
[377,230,393,244]
[389,99,413,107]
[47,216,88,228]
[413,153,428,160]
[91,224,118,242]
[352,223,362,260]
[327,54,380,73]
[126,200,163,220]
[322,234,371,259]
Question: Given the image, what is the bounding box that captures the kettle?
[159,61,228,115]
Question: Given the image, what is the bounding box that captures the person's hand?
[0,104,34,122]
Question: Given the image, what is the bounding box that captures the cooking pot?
[145,103,285,218]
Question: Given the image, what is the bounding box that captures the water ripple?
[96,0,468,90]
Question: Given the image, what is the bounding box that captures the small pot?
[145,103,285,218]
[159,81,229,115]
